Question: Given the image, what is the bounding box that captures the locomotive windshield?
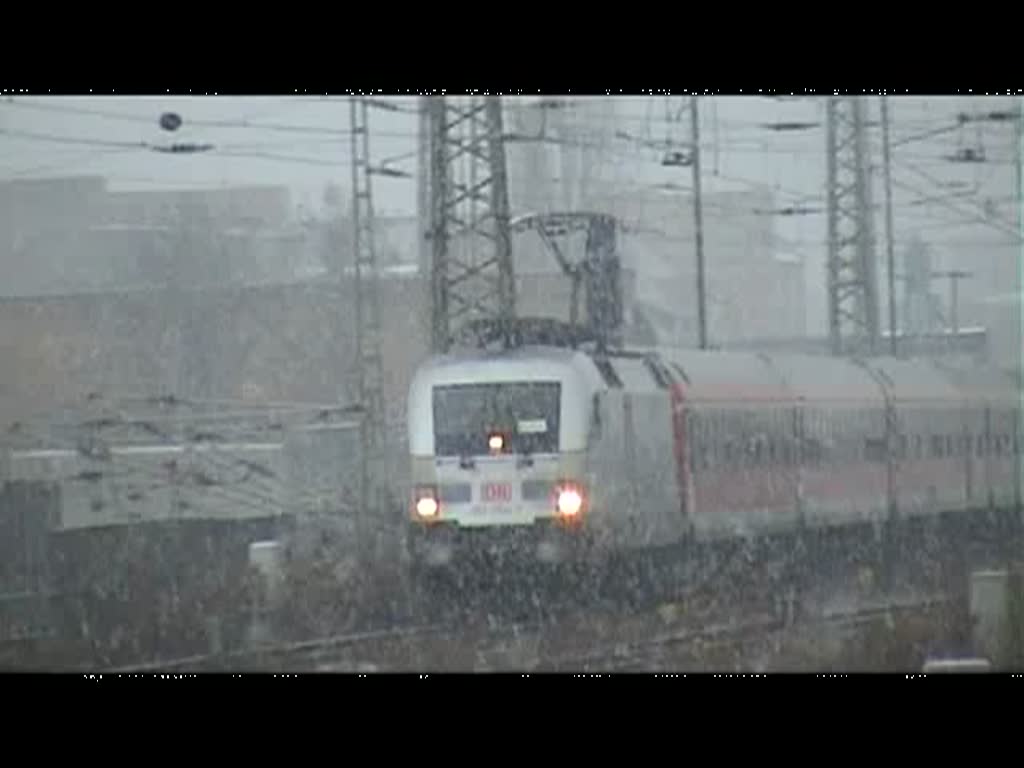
[432,381,561,457]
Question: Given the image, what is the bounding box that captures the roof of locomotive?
[409,345,604,388]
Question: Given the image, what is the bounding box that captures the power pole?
[1016,102,1022,221]
[416,96,431,277]
[1011,98,1024,522]
[349,96,386,532]
[690,96,708,350]
[427,96,515,352]
[661,96,708,349]
[880,96,898,356]
[826,96,880,356]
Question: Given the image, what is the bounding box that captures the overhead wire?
[0,147,141,179]
[2,98,358,137]
[3,396,361,520]
[4,97,1013,247]
[3,424,283,522]
[896,158,1020,235]
[888,170,1020,240]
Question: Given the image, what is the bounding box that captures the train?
[404,343,1021,574]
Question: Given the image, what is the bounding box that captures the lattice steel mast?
[427,96,515,352]
[826,96,880,355]
[349,96,386,524]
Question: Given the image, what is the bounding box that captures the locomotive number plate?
[481,483,512,503]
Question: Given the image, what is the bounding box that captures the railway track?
[105,589,957,674]
[538,592,958,673]
[102,527,964,678]
[106,623,452,673]
[106,611,556,673]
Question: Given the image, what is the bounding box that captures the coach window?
[588,394,602,442]
[751,436,763,467]
[805,437,823,467]
[710,419,720,469]
[897,434,908,460]
[864,438,887,463]
[931,435,944,458]
[711,413,722,464]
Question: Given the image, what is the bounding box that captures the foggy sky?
[1,94,1020,336]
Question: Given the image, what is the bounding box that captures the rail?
[106,624,449,673]
[540,593,957,672]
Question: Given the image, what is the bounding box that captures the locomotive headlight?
[488,433,505,453]
[416,496,439,518]
[414,486,439,519]
[556,486,584,518]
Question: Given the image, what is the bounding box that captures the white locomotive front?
[405,346,604,568]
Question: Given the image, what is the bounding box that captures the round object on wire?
[159,112,183,132]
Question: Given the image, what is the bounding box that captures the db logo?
[482,483,512,502]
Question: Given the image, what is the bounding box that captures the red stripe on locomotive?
[669,380,691,519]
